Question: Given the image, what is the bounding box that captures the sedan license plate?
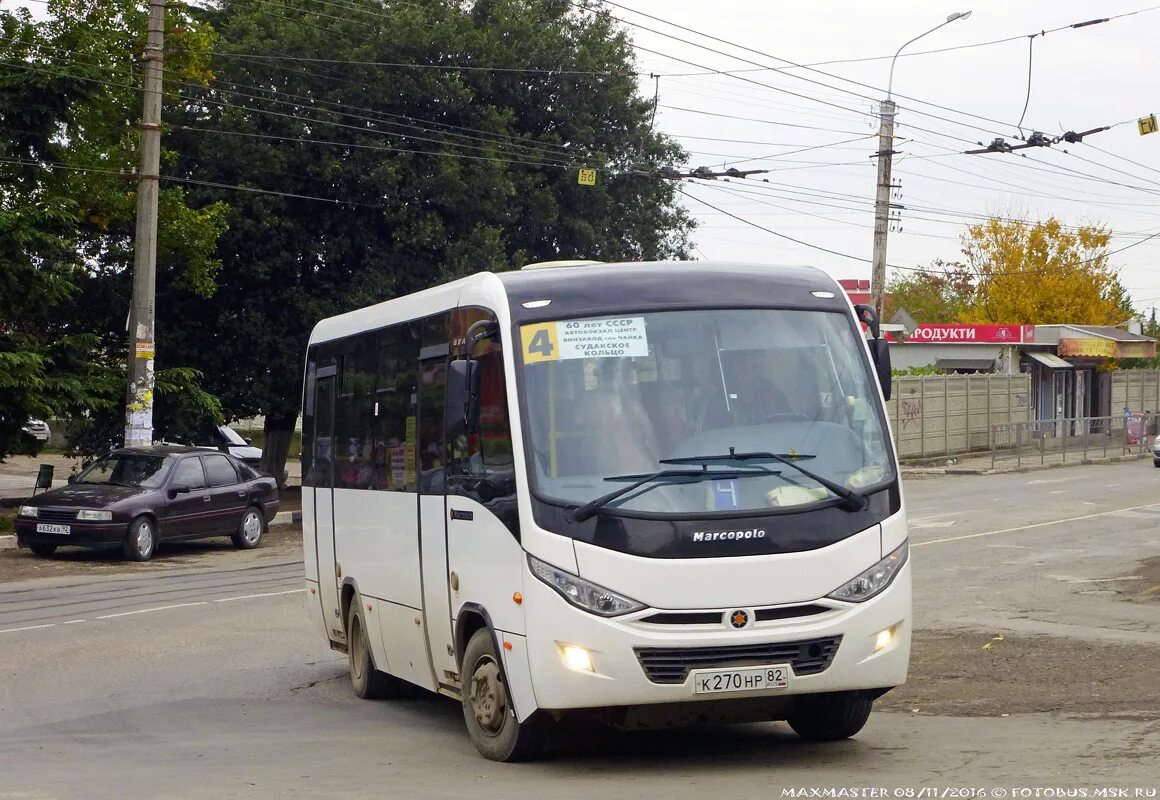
[35,523,70,535]
[693,664,790,695]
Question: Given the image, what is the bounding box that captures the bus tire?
[461,628,549,762]
[347,601,399,700]
[787,691,873,741]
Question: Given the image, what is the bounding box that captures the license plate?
[692,664,790,695]
[36,523,70,535]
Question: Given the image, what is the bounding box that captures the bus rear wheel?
[461,628,549,762]
[786,691,873,741]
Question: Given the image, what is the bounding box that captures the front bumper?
[524,560,911,712]
[15,518,128,549]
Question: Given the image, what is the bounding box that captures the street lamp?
[887,11,973,100]
[870,11,972,320]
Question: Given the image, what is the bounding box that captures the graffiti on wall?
[900,399,922,430]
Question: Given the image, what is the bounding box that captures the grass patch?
[0,507,15,534]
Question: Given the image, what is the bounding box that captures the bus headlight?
[528,555,646,617]
[827,541,908,603]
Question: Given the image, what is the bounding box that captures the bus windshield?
[519,308,893,516]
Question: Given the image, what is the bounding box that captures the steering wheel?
[756,412,811,424]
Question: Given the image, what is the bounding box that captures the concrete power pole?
[124,0,165,448]
[869,99,896,321]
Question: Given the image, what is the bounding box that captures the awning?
[1026,351,1073,369]
[935,358,994,371]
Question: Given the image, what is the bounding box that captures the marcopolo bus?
[301,260,909,761]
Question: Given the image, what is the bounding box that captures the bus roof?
[309,261,847,345]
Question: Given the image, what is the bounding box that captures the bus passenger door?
[417,356,458,683]
[313,370,344,643]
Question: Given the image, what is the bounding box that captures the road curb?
[270,510,302,528]
[0,534,14,550]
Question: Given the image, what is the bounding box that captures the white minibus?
[302,260,909,761]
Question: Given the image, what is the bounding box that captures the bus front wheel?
[461,628,549,762]
[786,691,873,741]
[347,601,401,700]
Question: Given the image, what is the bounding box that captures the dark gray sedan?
[14,446,279,561]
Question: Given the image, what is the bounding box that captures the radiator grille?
[634,636,842,684]
[36,508,79,523]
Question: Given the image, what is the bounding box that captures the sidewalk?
[901,448,1154,476]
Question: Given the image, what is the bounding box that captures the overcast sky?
[623,0,1160,316]
[8,0,1160,316]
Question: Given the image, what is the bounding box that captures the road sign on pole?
[1139,114,1158,136]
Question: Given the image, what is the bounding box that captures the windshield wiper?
[662,447,867,512]
[570,467,775,523]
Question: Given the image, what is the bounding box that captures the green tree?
[0,0,227,460]
[885,260,974,324]
[165,0,694,480]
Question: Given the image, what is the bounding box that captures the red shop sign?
[904,324,1029,344]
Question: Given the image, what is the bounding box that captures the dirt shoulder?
[1,523,303,583]
[878,629,1160,720]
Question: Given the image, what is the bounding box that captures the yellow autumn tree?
[958,216,1134,325]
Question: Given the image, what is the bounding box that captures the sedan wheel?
[231,507,264,549]
[123,516,157,561]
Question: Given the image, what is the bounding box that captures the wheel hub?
[469,659,506,734]
[243,513,261,542]
[137,523,152,556]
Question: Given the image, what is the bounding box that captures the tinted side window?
[447,312,518,539]
[375,324,419,492]
[203,455,239,487]
[237,463,260,482]
[172,457,207,490]
[335,337,373,489]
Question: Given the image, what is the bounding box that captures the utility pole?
[869,99,895,321]
[124,0,165,448]
[869,11,972,321]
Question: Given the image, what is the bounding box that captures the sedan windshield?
[519,308,893,515]
[77,454,171,488]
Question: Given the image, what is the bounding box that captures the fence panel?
[888,374,1031,459]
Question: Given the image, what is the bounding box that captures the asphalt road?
[1,463,1158,798]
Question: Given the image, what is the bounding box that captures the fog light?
[874,625,897,652]
[557,643,594,673]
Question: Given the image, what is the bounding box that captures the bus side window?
[447,344,519,539]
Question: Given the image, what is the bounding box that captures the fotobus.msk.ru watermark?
[780,788,1158,799]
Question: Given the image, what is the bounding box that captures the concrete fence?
[1112,370,1160,414]
[887,374,1032,460]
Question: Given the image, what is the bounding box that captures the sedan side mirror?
[168,483,191,499]
[244,437,253,445]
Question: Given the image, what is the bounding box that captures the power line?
[186,49,632,76]
[0,53,604,171]
[652,4,1160,75]
[0,154,390,208]
[599,0,1156,142]
[657,105,870,136]
[681,180,1160,276]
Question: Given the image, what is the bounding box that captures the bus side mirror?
[871,338,892,401]
[446,359,482,438]
[854,304,891,400]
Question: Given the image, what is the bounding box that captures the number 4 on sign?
[1139,114,1158,136]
